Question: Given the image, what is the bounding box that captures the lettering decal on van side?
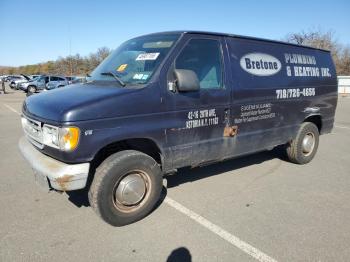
[276,88,315,99]
[234,103,276,124]
[284,53,332,78]
[186,109,218,129]
[240,53,281,76]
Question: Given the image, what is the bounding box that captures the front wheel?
[286,122,319,164]
[88,150,163,226]
[27,86,36,96]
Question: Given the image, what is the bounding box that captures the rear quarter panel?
[226,37,337,155]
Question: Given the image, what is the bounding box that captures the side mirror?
[174,69,200,92]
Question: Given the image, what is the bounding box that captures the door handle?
[224,108,230,123]
[303,107,320,113]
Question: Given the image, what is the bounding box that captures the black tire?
[88,150,162,226]
[286,122,319,164]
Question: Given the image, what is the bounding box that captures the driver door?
[161,34,232,168]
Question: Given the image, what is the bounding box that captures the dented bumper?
[18,136,89,191]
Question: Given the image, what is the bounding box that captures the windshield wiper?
[101,71,126,87]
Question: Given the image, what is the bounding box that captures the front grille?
[22,116,44,149]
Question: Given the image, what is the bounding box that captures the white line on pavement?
[4,104,21,115]
[164,197,278,262]
[335,125,350,130]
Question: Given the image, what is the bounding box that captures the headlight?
[42,125,80,151]
[58,126,80,151]
[21,117,27,129]
[42,124,59,148]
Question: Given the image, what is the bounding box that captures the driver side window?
[175,39,223,89]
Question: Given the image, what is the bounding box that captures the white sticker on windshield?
[133,74,144,79]
[136,53,160,61]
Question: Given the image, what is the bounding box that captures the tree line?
[1,29,349,76]
[284,29,350,75]
[0,47,111,76]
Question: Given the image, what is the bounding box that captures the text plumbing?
[284,53,331,77]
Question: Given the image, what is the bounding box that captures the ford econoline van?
[19,31,338,226]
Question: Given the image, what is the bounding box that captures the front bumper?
[18,136,90,191]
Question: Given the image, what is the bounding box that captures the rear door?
[225,37,286,155]
[161,34,232,168]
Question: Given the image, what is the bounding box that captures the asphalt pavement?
[1,85,350,262]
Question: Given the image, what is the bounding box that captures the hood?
[20,74,31,81]
[23,82,141,122]
[14,79,27,83]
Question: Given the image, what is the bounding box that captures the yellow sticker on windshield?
[116,64,128,72]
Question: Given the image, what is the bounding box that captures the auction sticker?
[136,53,160,61]
[116,64,128,72]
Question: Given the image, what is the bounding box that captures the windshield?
[35,76,46,82]
[89,34,180,86]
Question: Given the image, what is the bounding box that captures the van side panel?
[226,37,337,156]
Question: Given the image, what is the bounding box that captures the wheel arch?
[303,114,322,133]
[91,137,164,170]
[86,137,164,189]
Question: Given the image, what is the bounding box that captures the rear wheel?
[286,122,319,164]
[88,150,162,226]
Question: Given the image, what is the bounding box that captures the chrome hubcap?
[302,132,315,156]
[115,173,147,206]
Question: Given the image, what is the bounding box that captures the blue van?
[19,31,338,226]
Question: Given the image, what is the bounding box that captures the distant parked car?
[45,76,85,90]
[4,75,16,82]
[45,76,68,90]
[0,75,8,81]
[71,76,86,84]
[21,75,67,95]
[16,74,42,89]
[64,76,85,84]
[64,76,74,84]
[19,76,45,92]
[9,74,30,89]
[29,75,41,80]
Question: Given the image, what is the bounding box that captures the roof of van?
[143,30,330,52]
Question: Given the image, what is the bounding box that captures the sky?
[0,0,349,67]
